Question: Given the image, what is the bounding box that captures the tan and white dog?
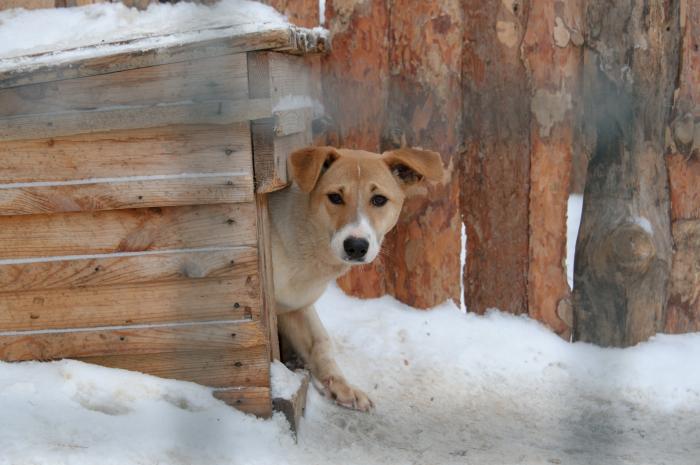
[269,146,443,411]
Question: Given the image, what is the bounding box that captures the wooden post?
[461,0,531,315]
[522,0,583,337]
[573,0,680,346]
[324,0,391,299]
[665,0,700,333]
[374,0,462,308]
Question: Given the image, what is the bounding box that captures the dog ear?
[382,147,443,187]
[289,146,341,193]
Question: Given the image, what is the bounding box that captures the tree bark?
[376,0,462,308]
[522,0,583,337]
[330,0,462,308]
[665,0,700,333]
[573,0,680,346]
[461,0,531,315]
[323,0,391,299]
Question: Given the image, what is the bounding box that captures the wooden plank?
[274,107,311,136]
[79,345,270,389]
[272,370,310,437]
[0,124,252,184]
[0,203,258,259]
[0,173,254,216]
[267,52,312,108]
[0,98,271,141]
[0,277,260,332]
[0,53,249,118]
[213,386,271,417]
[0,246,258,293]
[248,52,314,192]
[256,195,280,361]
[0,321,266,361]
[0,0,55,10]
[0,26,328,90]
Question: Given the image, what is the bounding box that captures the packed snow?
[0,0,286,60]
[270,360,303,400]
[2,284,699,465]
[0,0,330,75]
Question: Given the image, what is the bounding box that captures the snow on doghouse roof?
[0,0,328,83]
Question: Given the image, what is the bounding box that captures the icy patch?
[270,360,303,400]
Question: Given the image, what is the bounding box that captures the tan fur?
[269,146,443,411]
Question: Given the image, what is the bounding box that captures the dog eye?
[327,193,344,205]
[371,195,388,207]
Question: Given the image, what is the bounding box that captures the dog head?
[289,146,443,265]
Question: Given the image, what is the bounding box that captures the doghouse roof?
[0,18,328,90]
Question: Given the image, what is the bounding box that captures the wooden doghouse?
[0,24,326,417]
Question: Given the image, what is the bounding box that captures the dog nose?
[343,237,369,260]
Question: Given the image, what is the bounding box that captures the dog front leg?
[277,305,373,412]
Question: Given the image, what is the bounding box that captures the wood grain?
[0,27,327,90]
[213,386,271,417]
[247,51,313,192]
[79,345,270,388]
[0,98,271,141]
[0,203,258,259]
[0,321,266,361]
[0,246,258,292]
[460,0,531,315]
[0,174,254,216]
[0,277,259,332]
[0,124,252,184]
[0,53,248,118]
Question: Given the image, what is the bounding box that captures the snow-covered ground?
[2,284,699,465]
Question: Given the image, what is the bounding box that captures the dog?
[268,146,443,411]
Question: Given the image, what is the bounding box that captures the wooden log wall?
[665,0,700,334]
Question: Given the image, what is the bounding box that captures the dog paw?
[322,375,374,412]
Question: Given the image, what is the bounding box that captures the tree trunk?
[522,0,583,337]
[377,0,462,308]
[331,0,462,308]
[573,0,680,346]
[665,0,700,333]
[323,0,391,299]
[461,0,531,315]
